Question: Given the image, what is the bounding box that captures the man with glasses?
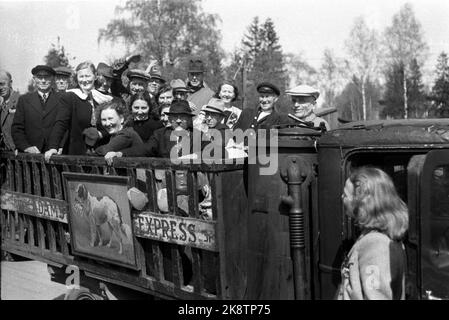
[11,65,62,153]
[285,84,330,131]
[186,59,214,116]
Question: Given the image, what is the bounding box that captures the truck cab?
[317,119,449,300]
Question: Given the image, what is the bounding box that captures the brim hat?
[97,62,114,79]
[166,100,194,117]
[148,65,166,83]
[256,82,280,96]
[32,65,56,76]
[127,69,151,81]
[202,98,226,116]
[54,66,73,77]
[286,84,320,100]
[170,79,189,92]
[188,59,205,73]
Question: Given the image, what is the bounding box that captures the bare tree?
[383,3,428,119]
[318,49,348,110]
[345,16,380,120]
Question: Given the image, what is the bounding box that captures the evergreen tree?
[381,62,405,119]
[239,17,289,111]
[430,52,449,117]
[44,36,73,68]
[407,58,427,118]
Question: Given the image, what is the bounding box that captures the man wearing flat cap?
[185,59,214,116]
[54,66,73,92]
[146,62,165,98]
[95,62,115,96]
[285,84,330,131]
[234,81,288,131]
[12,65,62,153]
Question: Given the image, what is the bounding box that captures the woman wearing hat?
[44,61,113,159]
[128,92,163,142]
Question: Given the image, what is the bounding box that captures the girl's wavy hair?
[95,98,132,128]
[73,61,96,88]
[129,92,160,120]
[154,84,173,115]
[348,167,409,240]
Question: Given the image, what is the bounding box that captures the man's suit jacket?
[11,90,61,152]
[0,90,20,150]
[234,106,289,131]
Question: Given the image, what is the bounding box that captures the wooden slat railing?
[1,151,247,299]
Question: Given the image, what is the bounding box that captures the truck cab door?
[409,150,449,300]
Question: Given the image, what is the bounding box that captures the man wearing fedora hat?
[234,81,288,131]
[54,66,73,92]
[201,97,230,159]
[12,65,63,153]
[185,59,214,116]
[285,84,330,131]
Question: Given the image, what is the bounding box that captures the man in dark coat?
[186,59,214,116]
[234,81,288,131]
[11,65,61,153]
[0,69,20,151]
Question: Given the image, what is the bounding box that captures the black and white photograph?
[2,0,449,305]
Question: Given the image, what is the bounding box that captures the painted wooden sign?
[0,190,68,223]
[133,211,217,252]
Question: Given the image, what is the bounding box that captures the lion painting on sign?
[74,184,132,254]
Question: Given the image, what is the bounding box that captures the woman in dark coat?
[95,98,143,163]
[44,61,113,159]
[128,92,163,142]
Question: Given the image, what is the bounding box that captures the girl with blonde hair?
[337,167,409,300]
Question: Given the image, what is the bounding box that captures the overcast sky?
[1,0,449,92]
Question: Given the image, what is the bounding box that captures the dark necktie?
[42,93,48,104]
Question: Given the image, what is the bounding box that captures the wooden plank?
[58,224,69,256]
[51,166,63,200]
[171,245,183,288]
[46,220,57,252]
[18,213,25,244]
[151,242,164,281]
[26,216,35,249]
[23,161,33,194]
[127,168,137,187]
[133,211,217,252]
[191,248,204,294]
[7,159,14,190]
[0,190,68,223]
[187,172,199,218]
[8,211,15,241]
[36,218,46,250]
[145,170,158,212]
[41,161,52,197]
[31,162,42,196]
[14,160,23,193]
[165,170,177,215]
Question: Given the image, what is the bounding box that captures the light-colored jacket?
[336,230,406,300]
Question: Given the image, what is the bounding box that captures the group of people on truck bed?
[0,55,409,300]
[0,55,329,163]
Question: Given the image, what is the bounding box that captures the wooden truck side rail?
[0,152,248,300]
